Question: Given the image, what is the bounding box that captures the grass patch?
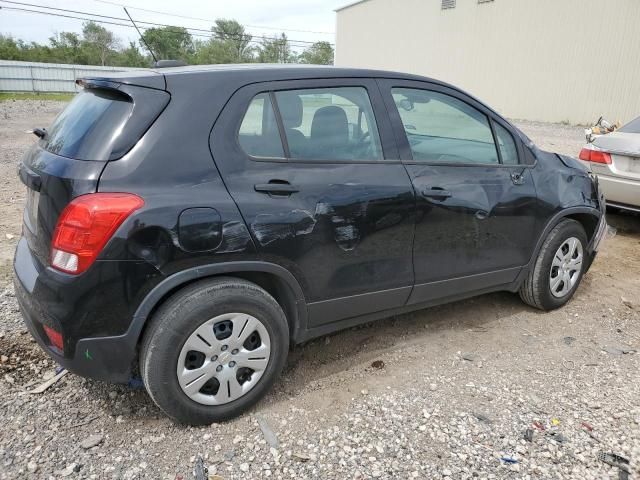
[0,92,75,102]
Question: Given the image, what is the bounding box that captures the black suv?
[14,65,606,425]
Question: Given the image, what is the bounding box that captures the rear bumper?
[583,189,608,271]
[13,237,138,383]
[596,174,640,210]
[590,210,608,254]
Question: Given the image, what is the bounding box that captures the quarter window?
[392,88,499,165]
[238,93,284,158]
[494,122,519,164]
[274,87,383,161]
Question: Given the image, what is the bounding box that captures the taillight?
[579,147,612,164]
[43,324,64,351]
[51,193,144,274]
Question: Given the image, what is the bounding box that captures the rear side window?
[392,88,499,164]
[238,93,284,158]
[42,89,133,161]
[274,87,383,161]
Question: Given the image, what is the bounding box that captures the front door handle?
[422,188,452,199]
[254,182,299,195]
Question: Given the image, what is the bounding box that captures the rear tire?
[519,219,588,311]
[140,277,289,425]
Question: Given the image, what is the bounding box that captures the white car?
[580,116,640,212]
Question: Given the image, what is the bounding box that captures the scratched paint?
[251,210,316,246]
[248,197,371,251]
[330,215,361,252]
[314,202,333,216]
[374,212,403,230]
[217,221,252,253]
[333,224,360,251]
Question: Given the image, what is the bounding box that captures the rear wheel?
[140,277,289,425]
[519,219,588,310]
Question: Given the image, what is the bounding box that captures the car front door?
[378,79,538,305]
[210,79,416,327]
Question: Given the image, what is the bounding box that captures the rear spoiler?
[76,78,121,90]
[78,69,166,91]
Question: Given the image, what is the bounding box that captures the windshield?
[619,116,640,134]
[41,89,133,161]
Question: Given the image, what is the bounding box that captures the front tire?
[140,277,289,425]
[519,219,588,311]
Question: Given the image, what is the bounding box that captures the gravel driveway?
[1,100,639,480]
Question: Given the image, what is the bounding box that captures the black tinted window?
[392,88,499,164]
[42,89,133,161]
[274,87,383,161]
[238,93,284,158]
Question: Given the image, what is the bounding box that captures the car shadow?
[82,289,532,425]
[277,290,529,392]
[607,209,640,235]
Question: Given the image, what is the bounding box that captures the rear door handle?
[421,188,452,199]
[254,183,299,195]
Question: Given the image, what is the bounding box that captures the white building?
[335,0,640,124]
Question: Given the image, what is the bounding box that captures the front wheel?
[519,219,588,310]
[140,277,289,425]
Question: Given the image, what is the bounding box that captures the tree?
[191,20,255,64]
[82,22,119,66]
[0,35,22,61]
[141,26,193,61]
[0,18,329,68]
[49,31,87,64]
[212,19,254,62]
[299,41,334,65]
[113,42,148,67]
[258,33,293,64]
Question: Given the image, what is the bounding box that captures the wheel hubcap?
[177,313,271,405]
[549,237,583,298]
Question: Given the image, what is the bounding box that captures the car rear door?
[210,78,416,327]
[378,79,538,305]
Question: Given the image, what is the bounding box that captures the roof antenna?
[123,7,158,64]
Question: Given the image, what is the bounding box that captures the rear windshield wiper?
[31,127,47,139]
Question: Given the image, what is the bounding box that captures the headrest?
[277,92,303,128]
[310,106,349,145]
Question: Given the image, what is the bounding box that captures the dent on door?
[406,164,538,304]
[241,165,416,299]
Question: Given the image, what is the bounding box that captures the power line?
[89,0,335,36]
[1,5,133,28]
[0,0,333,46]
[0,6,315,48]
[0,3,332,48]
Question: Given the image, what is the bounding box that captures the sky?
[0,0,348,51]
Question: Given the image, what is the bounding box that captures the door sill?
[408,267,522,305]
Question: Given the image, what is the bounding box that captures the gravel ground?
[0,100,639,480]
